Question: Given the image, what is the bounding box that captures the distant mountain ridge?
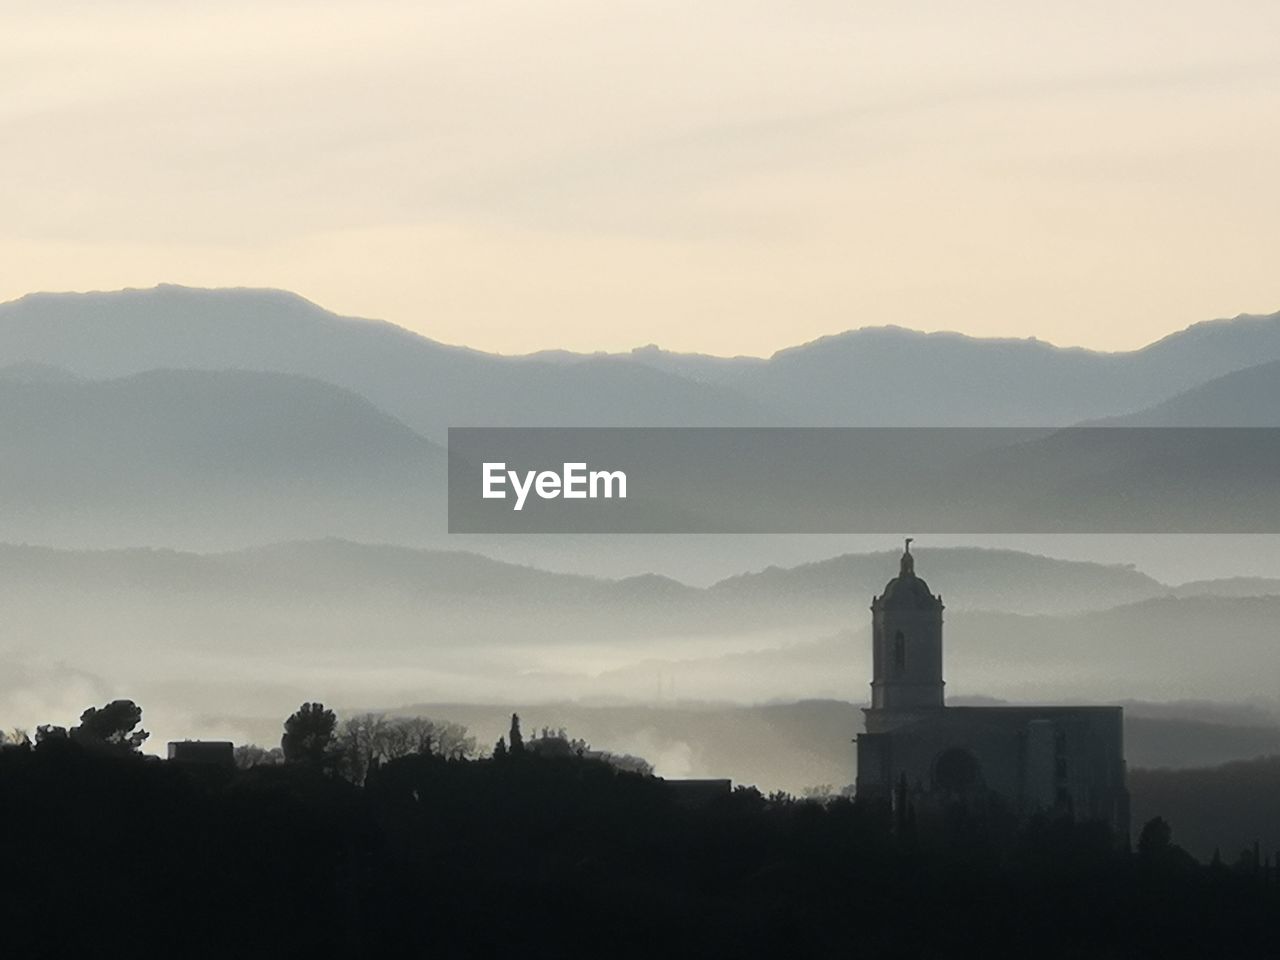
[3,285,1280,436]
[0,286,774,439]
[3,285,1279,548]
[0,538,1256,631]
[0,369,445,547]
[1090,359,1280,426]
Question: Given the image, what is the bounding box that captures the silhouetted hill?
[3,286,1280,434]
[0,370,445,546]
[6,736,1275,957]
[1170,576,1280,598]
[0,286,772,439]
[5,288,1279,548]
[11,542,1280,746]
[600,593,1280,704]
[1091,359,1280,426]
[377,700,862,795]
[1125,717,1280,770]
[709,547,1163,615]
[639,318,1280,424]
[1130,755,1280,860]
[0,542,1174,650]
[200,698,1280,796]
[931,425,1280,533]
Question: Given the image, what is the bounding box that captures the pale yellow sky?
[3,0,1278,356]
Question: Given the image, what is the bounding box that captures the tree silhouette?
[332,714,477,783]
[1137,816,1173,858]
[282,702,337,767]
[73,699,149,753]
[508,713,525,756]
[34,724,68,746]
[3,728,31,747]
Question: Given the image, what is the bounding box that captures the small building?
[855,542,1129,836]
[167,740,235,768]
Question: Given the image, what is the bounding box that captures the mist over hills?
[0,541,1183,631]
[4,286,1280,437]
[190,698,1280,802]
[4,540,1279,712]
[589,593,1280,705]
[3,283,1280,798]
[707,547,1163,615]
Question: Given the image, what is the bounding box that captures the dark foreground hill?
[204,700,1280,797]
[1130,756,1280,861]
[2,739,1275,958]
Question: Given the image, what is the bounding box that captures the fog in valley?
[3,286,1280,795]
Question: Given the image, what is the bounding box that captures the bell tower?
[869,538,944,711]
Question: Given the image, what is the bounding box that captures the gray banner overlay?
[448,427,1280,533]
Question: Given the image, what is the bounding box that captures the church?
[855,541,1129,836]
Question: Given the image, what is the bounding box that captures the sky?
[3,0,1279,357]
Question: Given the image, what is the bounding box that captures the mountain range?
[5,540,1279,698]
[0,368,445,546]
[3,283,1280,797]
[2,285,1279,547]
[2,285,1280,439]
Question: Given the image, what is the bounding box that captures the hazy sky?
[4,1,1279,356]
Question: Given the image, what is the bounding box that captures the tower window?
[893,631,906,674]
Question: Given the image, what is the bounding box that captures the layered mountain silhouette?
[0,369,445,546]
[2,539,1271,660]
[4,285,1278,543]
[1092,359,1280,426]
[5,283,1280,802]
[0,286,772,438]
[3,285,1280,438]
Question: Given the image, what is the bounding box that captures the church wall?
[855,547,1128,837]
[858,706,1127,833]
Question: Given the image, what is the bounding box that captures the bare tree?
[333,713,477,783]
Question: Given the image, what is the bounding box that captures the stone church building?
[855,542,1129,835]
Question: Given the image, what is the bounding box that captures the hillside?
[1092,359,1280,426]
[202,698,1280,799]
[3,287,1280,436]
[709,547,1163,615]
[0,286,773,440]
[0,369,445,547]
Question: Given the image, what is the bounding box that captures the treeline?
[1,698,649,783]
[1131,755,1280,861]
[1,699,1278,958]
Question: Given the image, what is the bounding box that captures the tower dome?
[878,538,942,609]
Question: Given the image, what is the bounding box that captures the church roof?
[877,539,942,608]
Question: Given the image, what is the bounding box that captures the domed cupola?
[877,538,943,610]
